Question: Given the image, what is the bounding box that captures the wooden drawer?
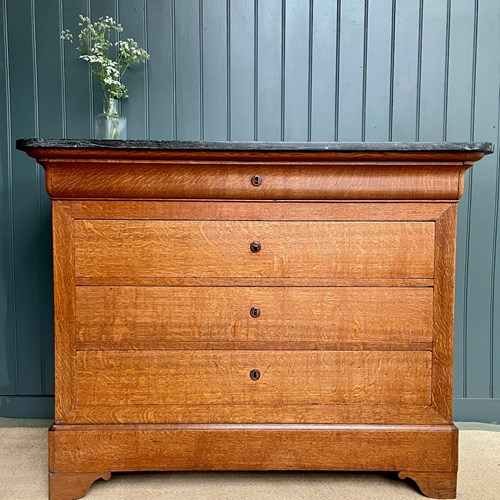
[75,350,432,406]
[42,162,466,200]
[74,220,435,279]
[76,286,433,344]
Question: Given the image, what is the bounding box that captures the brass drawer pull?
[250,241,261,253]
[249,369,261,381]
[250,306,261,318]
[251,175,262,186]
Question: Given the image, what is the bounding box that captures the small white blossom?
[60,29,73,42]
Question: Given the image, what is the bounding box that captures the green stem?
[120,62,130,79]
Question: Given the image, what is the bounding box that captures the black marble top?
[16,138,494,154]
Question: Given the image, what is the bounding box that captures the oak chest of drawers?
[17,139,493,500]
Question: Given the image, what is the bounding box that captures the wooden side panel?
[49,424,458,473]
[74,220,435,279]
[52,202,76,422]
[44,161,464,200]
[76,286,433,343]
[75,350,432,407]
[432,207,457,422]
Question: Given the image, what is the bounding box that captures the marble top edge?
[16,138,494,154]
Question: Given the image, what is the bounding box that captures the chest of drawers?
[17,139,492,500]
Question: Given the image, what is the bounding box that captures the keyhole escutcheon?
[251,175,262,186]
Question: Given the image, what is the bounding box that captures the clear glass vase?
[94,99,127,140]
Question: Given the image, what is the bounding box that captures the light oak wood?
[64,402,447,426]
[42,161,466,200]
[48,424,458,473]
[75,276,435,287]
[60,199,453,222]
[432,207,457,422]
[19,142,489,499]
[74,220,435,279]
[74,350,432,407]
[77,340,433,351]
[48,471,111,500]
[399,472,457,499]
[75,286,433,343]
[52,204,76,422]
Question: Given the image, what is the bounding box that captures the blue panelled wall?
[1,0,499,421]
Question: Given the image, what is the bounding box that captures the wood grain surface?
[432,207,457,422]
[75,350,432,407]
[74,220,435,279]
[75,276,435,287]
[75,286,433,344]
[60,199,454,222]
[399,471,457,499]
[28,139,484,500]
[64,402,447,426]
[44,161,465,200]
[48,423,458,473]
[49,471,111,500]
[52,204,77,422]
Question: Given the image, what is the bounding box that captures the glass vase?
[94,98,127,140]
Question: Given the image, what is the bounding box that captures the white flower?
[60,29,73,42]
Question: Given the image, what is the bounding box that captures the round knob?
[250,241,261,253]
[250,369,261,381]
[250,306,261,318]
[251,175,262,186]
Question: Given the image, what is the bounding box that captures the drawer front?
[75,350,432,406]
[74,220,434,278]
[76,286,433,343]
[45,162,464,200]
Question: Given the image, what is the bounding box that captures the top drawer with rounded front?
[74,220,434,279]
[42,162,465,200]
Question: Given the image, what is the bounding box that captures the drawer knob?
[249,369,261,381]
[251,175,262,186]
[250,306,261,318]
[250,241,261,253]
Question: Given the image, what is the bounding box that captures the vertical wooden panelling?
[337,0,364,141]
[283,0,310,141]
[391,0,420,141]
[494,0,500,399]
[146,0,174,140]
[0,0,17,396]
[34,0,61,394]
[202,0,228,140]
[309,0,337,141]
[173,0,201,140]
[465,0,500,398]
[1,0,500,419]
[5,0,44,395]
[418,0,447,141]
[229,0,255,140]
[364,0,392,141]
[62,0,92,138]
[494,105,500,400]
[256,0,282,140]
[447,0,476,399]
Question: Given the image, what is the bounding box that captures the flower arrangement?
[61,15,149,103]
